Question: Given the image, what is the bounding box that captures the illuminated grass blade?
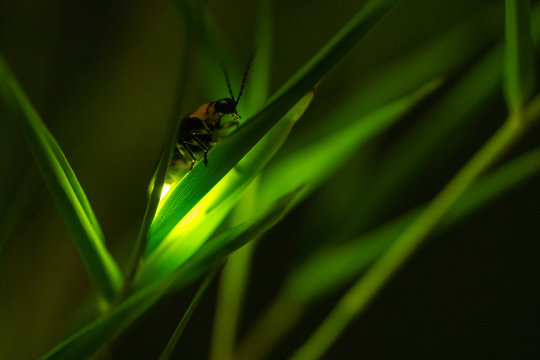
[137,89,316,286]
[504,0,536,113]
[210,2,273,358]
[258,79,442,211]
[41,189,299,360]
[148,0,400,244]
[0,54,122,301]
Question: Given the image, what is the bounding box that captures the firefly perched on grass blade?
[170,57,253,177]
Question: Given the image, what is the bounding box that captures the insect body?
[173,98,240,169]
[171,60,252,172]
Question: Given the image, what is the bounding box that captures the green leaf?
[41,188,300,360]
[137,88,316,287]
[258,78,442,212]
[504,0,536,113]
[354,44,504,228]
[0,54,122,302]
[284,147,540,304]
[158,270,217,360]
[147,0,401,245]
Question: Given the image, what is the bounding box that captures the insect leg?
[180,141,197,169]
[191,134,210,166]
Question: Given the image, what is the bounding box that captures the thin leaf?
[504,0,536,113]
[137,88,316,286]
[41,188,300,359]
[289,93,540,360]
[148,0,401,244]
[353,43,504,229]
[258,78,443,211]
[158,269,218,360]
[0,54,122,301]
[237,147,540,360]
[121,0,195,293]
[210,2,274,359]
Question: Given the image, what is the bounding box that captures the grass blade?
[258,78,442,211]
[353,44,503,229]
[137,88,316,286]
[41,188,300,360]
[0,54,122,301]
[238,146,540,360]
[504,0,536,114]
[148,0,401,244]
[210,2,274,358]
[289,93,540,360]
[158,269,218,360]
[284,147,540,304]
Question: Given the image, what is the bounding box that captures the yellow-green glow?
[160,184,171,201]
[136,168,246,286]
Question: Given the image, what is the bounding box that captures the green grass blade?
[289,94,540,360]
[285,146,540,303]
[158,269,218,360]
[121,0,195,294]
[504,0,536,113]
[354,44,503,228]
[210,3,274,358]
[237,146,540,360]
[137,88,316,286]
[148,0,400,244]
[41,188,299,360]
[258,79,442,211]
[0,54,122,301]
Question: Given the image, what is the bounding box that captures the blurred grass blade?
[258,79,442,211]
[237,147,540,360]
[148,0,400,244]
[290,95,540,360]
[353,1,540,230]
[0,54,122,301]
[504,0,536,113]
[281,2,503,152]
[285,147,540,303]
[138,88,315,286]
[158,270,218,360]
[42,188,299,360]
[354,45,503,228]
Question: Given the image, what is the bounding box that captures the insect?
[171,60,252,173]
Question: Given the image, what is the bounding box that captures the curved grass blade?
[353,44,503,229]
[285,146,540,303]
[211,2,273,357]
[289,93,540,360]
[41,188,300,360]
[237,146,540,360]
[504,0,536,114]
[278,2,504,153]
[148,0,401,244]
[137,88,316,287]
[258,78,442,212]
[121,0,195,293]
[0,54,122,301]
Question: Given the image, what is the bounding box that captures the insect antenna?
[222,65,236,101]
[235,54,254,105]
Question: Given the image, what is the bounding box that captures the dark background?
[0,0,539,359]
